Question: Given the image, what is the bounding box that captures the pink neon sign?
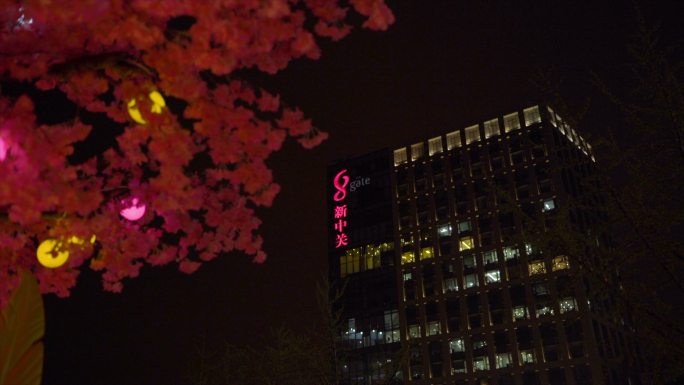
[333,169,349,248]
[333,169,349,202]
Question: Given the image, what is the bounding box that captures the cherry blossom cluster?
[0,0,393,308]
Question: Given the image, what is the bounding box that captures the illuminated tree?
[0,0,394,308]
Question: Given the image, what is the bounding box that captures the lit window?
[444,278,458,292]
[446,131,462,149]
[340,248,361,277]
[483,119,500,138]
[394,148,407,166]
[411,143,424,161]
[459,236,474,251]
[401,235,413,248]
[536,304,554,317]
[513,306,528,320]
[385,329,401,343]
[560,297,578,313]
[542,198,556,212]
[457,220,471,233]
[528,260,546,276]
[473,339,487,350]
[503,112,521,132]
[520,349,536,364]
[420,247,434,260]
[483,250,498,265]
[485,269,501,284]
[552,255,570,271]
[547,106,557,127]
[525,243,535,255]
[496,353,512,368]
[473,356,489,371]
[403,272,413,281]
[427,321,441,336]
[401,251,415,264]
[465,273,479,288]
[464,125,480,144]
[523,106,541,126]
[428,137,443,155]
[438,224,452,237]
[503,246,519,260]
[409,324,421,339]
[365,242,392,271]
[449,338,465,353]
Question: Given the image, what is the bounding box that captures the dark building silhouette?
[327,105,639,385]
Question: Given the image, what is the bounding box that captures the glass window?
[409,324,421,339]
[513,306,528,320]
[457,220,471,233]
[473,339,487,350]
[446,131,462,150]
[402,251,415,264]
[464,125,480,144]
[536,304,554,317]
[520,349,536,364]
[411,143,424,161]
[465,273,479,288]
[473,356,489,371]
[552,255,570,271]
[503,112,521,132]
[542,198,556,212]
[496,353,512,368]
[403,272,413,281]
[428,137,443,156]
[547,106,557,127]
[444,278,458,292]
[421,247,434,260]
[503,246,519,260]
[560,297,578,313]
[483,250,498,265]
[340,248,362,277]
[428,321,441,336]
[525,243,535,255]
[394,148,407,166]
[459,236,474,251]
[449,338,465,353]
[483,119,500,138]
[463,255,477,269]
[485,269,501,284]
[438,224,452,237]
[528,260,546,276]
[523,106,541,126]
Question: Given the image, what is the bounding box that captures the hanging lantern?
[36,239,69,268]
[120,197,146,221]
[127,91,166,124]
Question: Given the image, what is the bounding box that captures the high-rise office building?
[327,105,639,385]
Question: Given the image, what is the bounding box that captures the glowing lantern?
[148,91,166,114]
[68,235,97,245]
[0,137,7,161]
[36,239,69,268]
[127,91,166,124]
[120,197,146,221]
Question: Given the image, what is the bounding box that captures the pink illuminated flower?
[119,198,146,221]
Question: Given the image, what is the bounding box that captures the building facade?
[327,105,638,385]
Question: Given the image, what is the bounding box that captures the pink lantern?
[0,138,8,161]
[119,197,146,221]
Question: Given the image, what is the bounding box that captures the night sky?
[41,2,683,384]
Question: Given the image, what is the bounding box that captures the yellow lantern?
[36,239,69,269]
[127,91,166,124]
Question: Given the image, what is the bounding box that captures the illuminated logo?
[332,169,350,248]
[333,169,349,202]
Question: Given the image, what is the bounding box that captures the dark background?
[41,1,683,384]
